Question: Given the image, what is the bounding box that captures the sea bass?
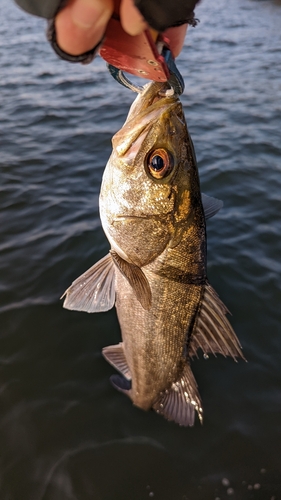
[62,82,244,426]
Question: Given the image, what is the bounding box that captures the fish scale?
[115,268,202,410]
[62,81,244,426]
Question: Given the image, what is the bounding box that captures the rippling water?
[1,0,281,498]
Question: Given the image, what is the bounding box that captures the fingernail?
[71,0,103,29]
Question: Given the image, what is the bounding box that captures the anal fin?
[110,374,132,394]
[153,364,203,427]
[190,283,245,360]
[102,343,131,380]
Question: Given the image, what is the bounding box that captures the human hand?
[55,0,147,56]
[54,0,187,58]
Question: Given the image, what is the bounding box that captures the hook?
[108,48,184,96]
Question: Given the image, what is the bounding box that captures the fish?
[62,81,244,427]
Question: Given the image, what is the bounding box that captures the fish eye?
[146,148,174,180]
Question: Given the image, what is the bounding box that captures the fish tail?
[153,364,203,427]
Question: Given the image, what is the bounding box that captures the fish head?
[100,82,200,267]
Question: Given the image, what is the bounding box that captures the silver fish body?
[63,82,244,426]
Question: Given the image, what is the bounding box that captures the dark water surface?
[1,0,281,498]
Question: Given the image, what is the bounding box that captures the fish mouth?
[113,213,173,222]
[112,88,180,158]
[114,215,149,221]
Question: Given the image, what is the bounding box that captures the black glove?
[14,0,200,64]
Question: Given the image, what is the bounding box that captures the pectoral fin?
[110,250,152,310]
[61,253,115,313]
[102,343,131,380]
[190,283,245,360]
[153,365,203,427]
[201,193,223,219]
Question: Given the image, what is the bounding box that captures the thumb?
[55,0,113,56]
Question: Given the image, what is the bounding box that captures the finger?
[120,0,148,36]
[164,25,188,57]
[55,0,113,56]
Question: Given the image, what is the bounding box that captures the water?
[1,0,281,498]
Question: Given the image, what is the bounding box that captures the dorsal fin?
[110,250,152,310]
[153,364,203,427]
[189,283,245,360]
[61,253,115,313]
[102,343,131,380]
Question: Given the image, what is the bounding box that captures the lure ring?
[107,48,185,96]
